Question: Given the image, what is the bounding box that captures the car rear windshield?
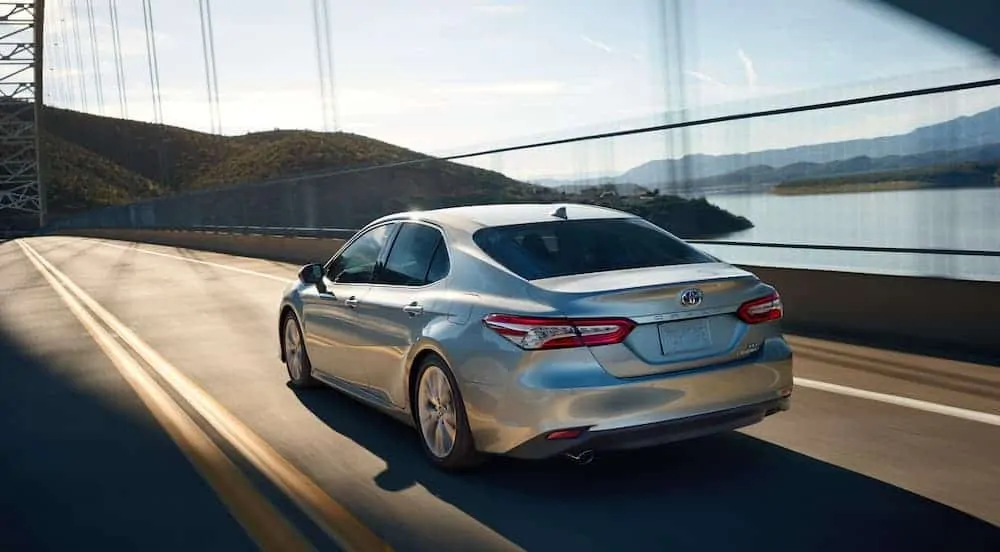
[472,218,717,280]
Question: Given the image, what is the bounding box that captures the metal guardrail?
[58,224,1000,258]
[686,240,1000,258]
[190,225,360,239]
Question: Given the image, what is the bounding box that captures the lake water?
[697,188,1000,282]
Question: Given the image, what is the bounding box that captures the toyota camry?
[278,203,793,470]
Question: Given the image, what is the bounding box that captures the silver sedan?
[278,203,794,470]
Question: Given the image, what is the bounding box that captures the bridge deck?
[1,236,997,551]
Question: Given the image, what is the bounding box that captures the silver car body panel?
[279,203,794,458]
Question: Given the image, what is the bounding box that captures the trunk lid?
[528,263,775,378]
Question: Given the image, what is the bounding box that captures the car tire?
[412,354,484,471]
[282,311,319,388]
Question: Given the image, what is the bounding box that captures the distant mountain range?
[536,104,1000,195]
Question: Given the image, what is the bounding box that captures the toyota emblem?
[679,288,703,307]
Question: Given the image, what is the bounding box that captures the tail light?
[737,292,783,324]
[483,314,636,350]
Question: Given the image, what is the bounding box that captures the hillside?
[8,106,752,238]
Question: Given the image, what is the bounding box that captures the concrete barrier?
[65,228,347,266]
[742,265,998,363]
[58,228,1000,362]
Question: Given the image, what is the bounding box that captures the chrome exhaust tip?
[564,449,595,466]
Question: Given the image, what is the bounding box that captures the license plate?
[658,318,712,355]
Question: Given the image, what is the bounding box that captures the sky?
[42,0,1000,180]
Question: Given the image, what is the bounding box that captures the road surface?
[1,236,998,551]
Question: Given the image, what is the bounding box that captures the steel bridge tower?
[0,0,43,230]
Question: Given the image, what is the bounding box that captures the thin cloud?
[685,70,727,88]
[737,48,757,88]
[430,80,567,97]
[473,4,526,15]
[581,35,614,53]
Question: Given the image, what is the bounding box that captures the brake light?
[737,292,783,324]
[483,314,636,350]
[546,428,586,440]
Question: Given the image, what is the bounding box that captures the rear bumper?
[506,396,789,459]
[461,336,794,459]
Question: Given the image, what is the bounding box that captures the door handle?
[402,302,424,316]
[344,296,360,308]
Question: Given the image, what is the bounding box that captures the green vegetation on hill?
[16,105,753,238]
[771,161,1000,195]
[42,133,163,211]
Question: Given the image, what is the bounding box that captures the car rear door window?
[424,241,450,284]
[378,222,447,286]
[472,218,715,280]
[327,223,394,284]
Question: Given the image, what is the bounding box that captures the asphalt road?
[1,236,998,552]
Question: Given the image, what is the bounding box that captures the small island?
[557,184,753,238]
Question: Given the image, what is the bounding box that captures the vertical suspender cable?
[669,0,692,196]
[197,0,222,133]
[69,0,89,111]
[207,0,221,132]
[84,0,104,114]
[318,0,338,131]
[108,0,128,118]
[206,0,222,133]
[47,0,72,107]
[311,0,330,132]
[140,0,162,124]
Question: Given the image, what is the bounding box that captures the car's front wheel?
[282,312,319,388]
[412,354,483,470]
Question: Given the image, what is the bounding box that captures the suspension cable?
[319,0,338,131]
[84,0,104,114]
[311,0,338,132]
[69,0,89,111]
[140,0,163,124]
[311,0,329,131]
[206,0,222,133]
[47,0,73,108]
[108,0,128,118]
[197,0,222,133]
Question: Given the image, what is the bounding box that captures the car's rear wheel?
[413,354,483,470]
[283,312,319,388]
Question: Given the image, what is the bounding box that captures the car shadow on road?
[293,386,1000,552]
[0,324,257,552]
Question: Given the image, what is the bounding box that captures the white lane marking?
[794,377,1000,427]
[86,238,293,283]
[44,238,1000,428]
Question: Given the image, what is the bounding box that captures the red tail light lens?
[737,292,783,324]
[483,314,636,350]
[546,428,586,440]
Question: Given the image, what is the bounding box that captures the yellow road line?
[20,240,392,552]
[17,241,314,552]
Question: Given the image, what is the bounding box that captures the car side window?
[425,241,450,284]
[327,224,393,284]
[378,223,447,286]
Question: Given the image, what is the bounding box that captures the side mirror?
[298,263,327,293]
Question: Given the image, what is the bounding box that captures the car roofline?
[363,203,639,235]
